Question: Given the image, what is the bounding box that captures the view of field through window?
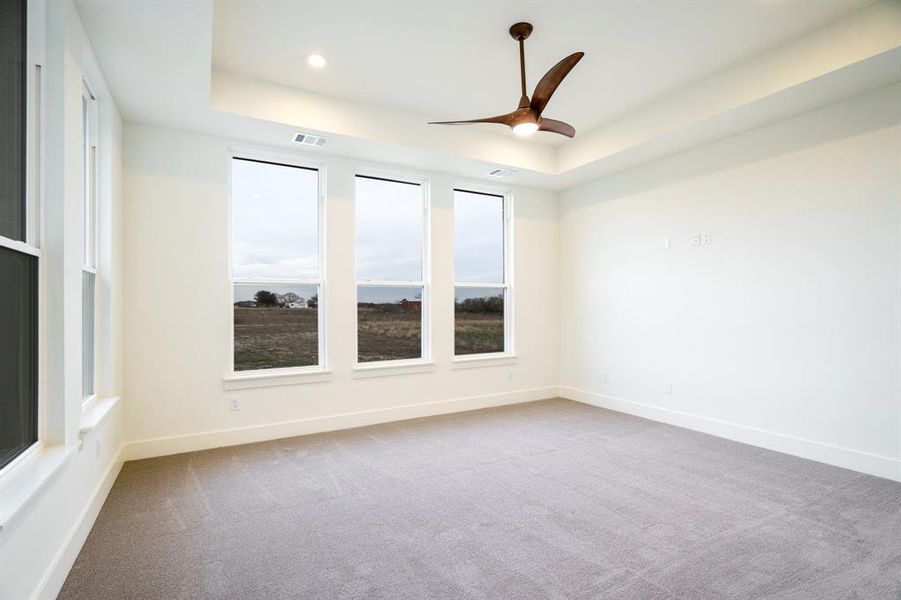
[357,285,422,362]
[233,283,319,371]
[355,175,425,363]
[230,164,511,370]
[455,288,504,355]
[231,158,321,372]
[454,189,506,355]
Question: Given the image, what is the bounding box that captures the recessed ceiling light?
[306,54,327,69]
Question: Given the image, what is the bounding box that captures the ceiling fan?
[429,22,583,138]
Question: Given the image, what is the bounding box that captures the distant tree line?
[250,290,318,309]
[455,295,503,314]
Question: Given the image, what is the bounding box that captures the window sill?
[223,368,332,390]
[80,395,120,435]
[452,354,518,370]
[352,360,435,379]
[0,443,75,530]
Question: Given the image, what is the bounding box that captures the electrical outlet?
[701,231,711,245]
[601,373,610,384]
[229,396,240,411]
[664,382,673,396]
[96,436,103,459]
[507,370,514,382]
[664,237,671,250]
[691,233,701,247]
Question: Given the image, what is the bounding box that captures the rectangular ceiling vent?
[292,132,327,147]
[487,168,516,178]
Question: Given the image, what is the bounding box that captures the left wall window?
[230,157,323,373]
[0,0,38,469]
[81,83,98,401]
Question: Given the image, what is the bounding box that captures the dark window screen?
[0,0,26,241]
[0,0,34,470]
[0,246,38,469]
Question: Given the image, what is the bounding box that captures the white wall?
[0,405,123,600]
[122,124,559,458]
[0,2,126,599]
[559,83,901,482]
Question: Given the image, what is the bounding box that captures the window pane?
[233,283,319,371]
[231,159,319,279]
[82,95,96,268]
[357,285,422,363]
[0,0,26,241]
[455,287,504,355]
[355,176,422,281]
[0,246,38,469]
[454,190,503,284]
[82,270,95,398]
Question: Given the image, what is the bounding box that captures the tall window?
[230,157,323,373]
[81,83,98,401]
[454,188,511,356]
[1,0,38,469]
[355,174,429,364]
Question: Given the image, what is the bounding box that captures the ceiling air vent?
[487,168,516,178]
[292,132,327,147]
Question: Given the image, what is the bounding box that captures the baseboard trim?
[560,386,901,483]
[33,444,125,600]
[126,386,559,461]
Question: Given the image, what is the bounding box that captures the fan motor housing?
[509,22,533,41]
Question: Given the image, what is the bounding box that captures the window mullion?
[454,282,505,288]
[233,277,321,285]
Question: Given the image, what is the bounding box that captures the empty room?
[2,0,900,598]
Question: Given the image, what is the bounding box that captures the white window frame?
[353,169,432,371]
[452,184,514,361]
[0,0,44,475]
[225,149,328,384]
[81,80,98,406]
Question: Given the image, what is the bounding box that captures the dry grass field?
[234,305,504,369]
[454,311,504,355]
[234,307,318,371]
[357,305,422,362]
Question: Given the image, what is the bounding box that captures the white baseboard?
[126,386,559,461]
[34,445,125,600]
[560,386,901,483]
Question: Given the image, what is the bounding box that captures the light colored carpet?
[59,399,901,599]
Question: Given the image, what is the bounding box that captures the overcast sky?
[355,176,423,281]
[231,160,505,304]
[232,159,319,280]
[454,189,504,283]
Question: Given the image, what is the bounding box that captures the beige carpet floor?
[59,399,901,599]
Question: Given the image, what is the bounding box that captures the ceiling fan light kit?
[429,21,583,139]
[512,122,539,137]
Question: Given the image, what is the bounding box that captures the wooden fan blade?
[429,112,518,126]
[538,117,575,138]
[530,52,584,115]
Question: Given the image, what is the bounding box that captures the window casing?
[81,82,98,402]
[355,173,430,365]
[453,188,512,357]
[228,154,326,375]
[1,0,39,470]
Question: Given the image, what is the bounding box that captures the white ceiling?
[212,0,868,144]
[75,0,899,190]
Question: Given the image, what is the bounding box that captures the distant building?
[234,300,257,308]
[400,299,422,311]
